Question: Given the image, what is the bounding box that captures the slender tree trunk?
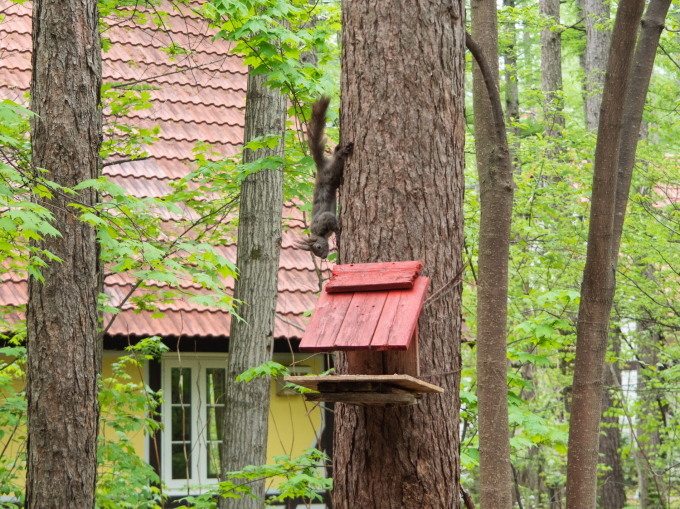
[612,0,672,259]
[540,0,564,137]
[565,1,645,507]
[635,325,664,509]
[594,2,672,506]
[469,0,514,505]
[597,331,626,509]
[581,0,611,132]
[26,0,102,506]
[219,72,285,509]
[333,1,465,507]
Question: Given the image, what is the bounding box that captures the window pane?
[206,368,225,443]
[206,368,225,406]
[172,444,191,480]
[207,441,221,479]
[171,407,191,442]
[171,367,191,404]
[207,403,224,442]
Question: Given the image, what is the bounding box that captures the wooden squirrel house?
[284,261,444,406]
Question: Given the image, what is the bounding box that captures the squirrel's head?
[311,238,330,259]
[296,236,330,259]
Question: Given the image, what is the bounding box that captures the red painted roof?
[326,261,423,293]
[0,1,330,340]
[299,262,430,352]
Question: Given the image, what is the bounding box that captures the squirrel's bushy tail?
[308,96,330,169]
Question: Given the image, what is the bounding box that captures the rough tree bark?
[219,72,285,509]
[565,1,645,507]
[581,0,611,132]
[333,1,465,507]
[469,0,514,505]
[540,0,564,137]
[26,0,102,506]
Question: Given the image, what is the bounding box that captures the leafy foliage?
[175,449,332,508]
[0,341,27,506]
[0,101,64,283]
[96,340,166,508]
[460,1,680,503]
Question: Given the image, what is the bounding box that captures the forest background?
[0,0,678,508]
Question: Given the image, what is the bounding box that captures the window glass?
[206,368,225,478]
[171,444,191,480]
[171,367,191,404]
[170,367,192,479]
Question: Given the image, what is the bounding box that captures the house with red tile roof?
[0,1,331,504]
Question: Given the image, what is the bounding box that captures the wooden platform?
[283,374,444,406]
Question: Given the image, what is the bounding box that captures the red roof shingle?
[0,0,329,340]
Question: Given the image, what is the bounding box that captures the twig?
[275,313,306,332]
[424,266,466,308]
[102,156,151,168]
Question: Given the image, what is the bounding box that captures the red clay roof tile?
[0,0,331,341]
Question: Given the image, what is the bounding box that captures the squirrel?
[297,97,353,259]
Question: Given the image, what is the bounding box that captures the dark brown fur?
[297,97,353,258]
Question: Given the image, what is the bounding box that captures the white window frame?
[160,354,228,493]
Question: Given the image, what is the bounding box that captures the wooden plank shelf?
[283,374,444,407]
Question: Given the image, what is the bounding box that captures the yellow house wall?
[0,351,325,492]
[268,353,325,458]
[100,352,148,460]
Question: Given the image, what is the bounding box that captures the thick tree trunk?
[219,72,285,508]
[540,0,564,137]
[26,0,102,506]
[333,1,465,507]
[581,0,611,132]
[565,1,645,507]
[469,1,514,506]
